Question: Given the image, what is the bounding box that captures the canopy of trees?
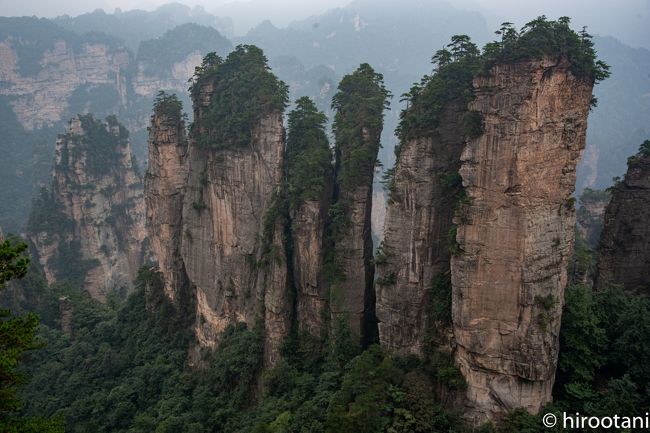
[189,45,289,149]
[332,63,390,189]
[285,96,332,209]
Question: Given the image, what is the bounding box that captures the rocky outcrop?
[146,47,292,366]
[450,58,593,421]
[291,187,332,338]
[59,296,73,335]
[144,101,189,302]
[596,149,650,293]
[0,39,130,130]
[182,111,288,362]
[329,64,389,342]
[28,114,147,301]
[376,99,466,355]
[133,51,204,97]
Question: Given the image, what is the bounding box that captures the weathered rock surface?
[597,152,650,293]
[144,106,189,302]
[450,58,593,421]
[0,40,130,130]
[146,73,290,365]
[376,100,466,355]
[332,126,381,341]
[29,115,147,301]
[291,186,333,338]
[182,112,288,362]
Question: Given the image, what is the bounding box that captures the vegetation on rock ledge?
[189,45,289,149]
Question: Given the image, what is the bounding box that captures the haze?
[1,0,648,48]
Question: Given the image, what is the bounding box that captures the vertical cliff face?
[286,97,335,338]
[330,64,390,341]
[450,57,593,421]
[29,114,147,301]
[0,38,130,130]
[182,110,287,359]
[146,46,292,366]
[376,100,466,355]
[144,96,189,302]
[597,145,650,294]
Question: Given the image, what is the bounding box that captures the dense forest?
[0,11,649,433]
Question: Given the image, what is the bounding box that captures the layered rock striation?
[146,52,389,365]
[596,144,650,294]
[146,47,291,366]
[144,96,190,303]
[28,114,147,301]
[450,57,593,421]
[375,99,467,356]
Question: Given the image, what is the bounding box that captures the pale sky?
[0,0,648,48]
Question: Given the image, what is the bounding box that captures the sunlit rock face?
[451,57,593,422]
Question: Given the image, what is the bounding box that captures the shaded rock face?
[29,115,147,301]
[450,58,593,421]
[597,154,650,294]
[376,100,466,355]
[144,108,189,302]
[332,126,382,341]
[291,185,333,338]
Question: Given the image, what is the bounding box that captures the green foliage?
[189,45,289,149]
[0,236,62,432]
[152,91,185,122]
[0,17,121,76]
[73,114,129,177]
[27,188,74,237]
[137,23,232,76]
[639,139,650,156]
[285,97,333,209]
[396,35,481,142]
[481,17,610,84]
[0,239,29,289]
[447,225,462,256]
[554,283,650,416]
[332,63,391,189]
[555,285,605,404]
[462,110,484,139]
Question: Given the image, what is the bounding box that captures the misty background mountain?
[0,0,648,233]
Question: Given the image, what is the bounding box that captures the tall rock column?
[179,46,290,366]
[285,97,335,338]
[330,63,390,341]
[145,93,189,303]
[596,142,650,294]
[450,57,593,421]
[28,114,147,301]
